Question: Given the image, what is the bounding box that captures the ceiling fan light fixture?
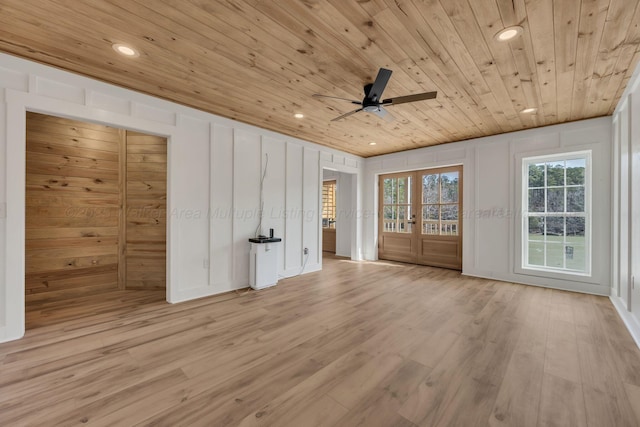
[294,113,304,119]
[521,107,538,114]
[494,26,523,42]
[112,43,139,57]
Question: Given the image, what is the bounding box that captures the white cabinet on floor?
[249,238,282,290]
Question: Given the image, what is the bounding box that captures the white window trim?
[519,150,592,277]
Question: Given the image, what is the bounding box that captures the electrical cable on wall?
[298,251,310,276]
[254,153,269,238]
[277,250,310,280]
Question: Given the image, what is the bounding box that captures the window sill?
[515,265,596,284]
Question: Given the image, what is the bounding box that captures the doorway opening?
[378,165,462,270]
[25,112,168,329]
[322,179,337,253]
[321,168,356,260]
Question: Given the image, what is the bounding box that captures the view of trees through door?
[378,166,462,270]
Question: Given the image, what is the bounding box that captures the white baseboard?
[281,263,321,279]
[610,295,640,350]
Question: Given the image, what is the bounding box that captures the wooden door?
[25,112,167,312]
[378,172,418,263]
[123,131,167,290]
[416,166,462,270]
[25,112,122,302]
[378,166,462,270]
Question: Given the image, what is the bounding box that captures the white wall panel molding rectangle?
[210,124,234,289]
[0,66,28,92]
[133,102,177,126]
[87,91,132,115]
[284,143,304,272]
[36,77,85,104]
[303,148,320,265]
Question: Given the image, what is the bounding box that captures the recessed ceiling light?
[369,142,377,146]
[521,107,538,114]
[494,26,523,42]
[294,113,304,119]
[112,43,139,57]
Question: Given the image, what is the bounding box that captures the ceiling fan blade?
[331,108,363,122]
[313,94,362,105]
[382,91,437,105]
[366,68,393,102]
[371,106,394,122]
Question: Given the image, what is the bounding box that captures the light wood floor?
[3,256,640,426]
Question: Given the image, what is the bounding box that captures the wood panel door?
[378,172,418,263]
[123,131,167,290]
[25,113,121,302]
[378,166,462,270]
[25,113,167,311]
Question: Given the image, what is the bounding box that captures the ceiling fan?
[313,68,437,122]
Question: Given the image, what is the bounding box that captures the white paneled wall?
[364,117,612,296]
[174,116,211,294]
[0,53,362,342]
[611,62,640,348]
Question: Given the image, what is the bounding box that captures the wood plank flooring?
[3,256,640,426]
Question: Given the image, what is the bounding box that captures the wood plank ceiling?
[0,0,639,157]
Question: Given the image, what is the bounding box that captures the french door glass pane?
[383,205,395,232]
[422,174,439,204]
[383,178,396,204]
[398,177,410,204]
[440,172,459,203]
[423,205,439,220]
[397,205,412,233]
[441,205,458,235]
[441,205,458,220]
[422,205,438,235]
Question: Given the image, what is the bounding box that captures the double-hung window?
[522,151,591,275]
